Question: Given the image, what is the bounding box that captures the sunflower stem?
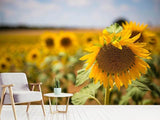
[104,85,110,105]
[89,96,102,105]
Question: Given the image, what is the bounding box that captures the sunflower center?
[32,54,37,59]
[149,38,156,45]
[96,44,135,73]
[1,64,6,69]
[6,57,11,62]
[61,37,71,47]
[130,31,143,43]
[87,38,92,42]
[46,38,54,47]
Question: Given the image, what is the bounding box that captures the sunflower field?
[0,22,160,105]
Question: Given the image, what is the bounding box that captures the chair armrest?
[29,82,42,86]
[1,84,14,88]
[29,82,42,92]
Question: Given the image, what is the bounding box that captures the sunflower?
[26,48,42,66]
[122,21,154,49]
[80,24,151,90]
[81,32,99,48]
[40,32,58,54]
[0,60,10,72]
[3,54,15,69]
[144,30,158,52]
[57,32,78,54]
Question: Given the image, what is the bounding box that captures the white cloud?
[120,4,129,11]
[0,0,60,18]
[100,1,130,16]
[67,0,90,7]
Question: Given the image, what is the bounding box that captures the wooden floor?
[1,105,160,120]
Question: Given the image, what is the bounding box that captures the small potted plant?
[54,78,61,95]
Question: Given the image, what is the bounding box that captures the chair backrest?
[0,73,30,97]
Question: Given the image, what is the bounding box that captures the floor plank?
[0,105,160,120]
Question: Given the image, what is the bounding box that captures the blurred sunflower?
[58,32,78,54]
[145,31,158,52]
[26,48,42,66]
[0,60,10,72]
[80,24,151,90]
[4,55,12,63]
[40,32,58,54]
[81,33,99,48]
[4,55,15,69]
[122,21,154,50]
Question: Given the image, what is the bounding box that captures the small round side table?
[44,93,73,114]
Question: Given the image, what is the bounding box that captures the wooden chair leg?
[8,86,17,120]
[26,103,30,112]
[41,99,46,116]
[0,87,6,115]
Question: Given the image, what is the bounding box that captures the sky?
[0,0,160,28]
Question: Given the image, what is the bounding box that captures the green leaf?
[51,62,63,73]
[150,83,160,96]
[142,99,153,105]
[54,77,61,88]
[71,82,101,105]
[38,73,48,83]
[76,64,92,86]
[119,95,130,105]
[106,23,123,34]
[130,80,150,91]
[68,56,78,65]
[125,80,150,103]
[66,73,76,82]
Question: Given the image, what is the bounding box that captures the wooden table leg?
[49,97,58,114]
[66,97,70,112]
[49,97,70,114]
[58,97,70,113]
[56,97,58,111]
[49,97,53,114]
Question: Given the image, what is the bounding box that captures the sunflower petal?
[114,74,121,90]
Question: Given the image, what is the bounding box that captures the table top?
[44,93,73,97]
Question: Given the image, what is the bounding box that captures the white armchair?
[0,73,45,120]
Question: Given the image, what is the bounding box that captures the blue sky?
[0,0,159,28]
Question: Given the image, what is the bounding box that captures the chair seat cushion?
[3,91,42,104]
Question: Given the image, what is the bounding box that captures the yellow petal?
[129,33,141,43]
[94,67,101,84]
[114,74,121,90]
[137,57,150,68]
[85,51,99,70]
[108,74,113,89]
[112,41,122,50]
[89,64,97,79]
[85,46,100,52]
[80,54,91,61]
[119,72,128,88]
[99,36,104,46]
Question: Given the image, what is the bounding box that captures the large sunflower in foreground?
[40,32,58,54]
[122,21,155,50]
[80,24,151,90]
[57,32,78,54]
